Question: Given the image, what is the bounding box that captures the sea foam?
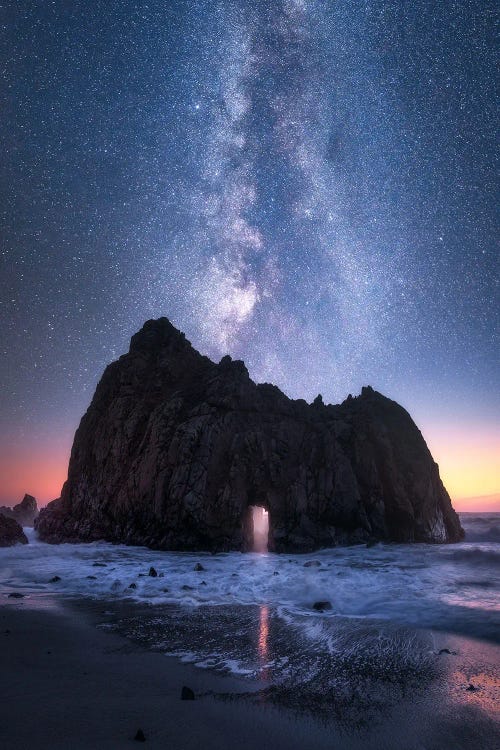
[0,514,498,643]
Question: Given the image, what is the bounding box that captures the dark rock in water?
[193,563,205,571]
[128,583,137,589]
[181,686,195,700]
[0,515,28,547]
[86,575,97,580]
[0,494,38,527]
[438,648,452,655]
[181,585,193,591]
[313,601,332,611]
[93,562,107,567]
[8,592,24,599]
[134,728,146,742]
[466,684,479,692]
[49,576,61,583]
[35,317,464,552]
[148,567,157,577]
[304,560,321,568]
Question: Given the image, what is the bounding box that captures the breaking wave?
[459,512,500,543]
[0,514,498,647]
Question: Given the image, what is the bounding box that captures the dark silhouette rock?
[49,576,61,583]
[148,567,158,577]
[304,560,321,568]
[181,686,195,700]
[466,683,479,691]
[35,318,464,552]
[134,728,146,742]
[194,563,205,571]
[8,592,25,599]
[0,494,38,527]
[313,601,332,611]
[0,515,28,547]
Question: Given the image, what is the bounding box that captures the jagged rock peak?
[219,354,249,378]
[129,317,190,354]
[35,317,464,552]
[18,493,37,511]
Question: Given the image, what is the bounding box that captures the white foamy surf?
[0,514,498,642]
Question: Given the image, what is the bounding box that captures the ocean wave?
[0,527,499,646]
[459,512,500,543]
[441,545,500,566]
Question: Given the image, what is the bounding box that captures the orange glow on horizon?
[425,422,500,512]
[0,443,68,507]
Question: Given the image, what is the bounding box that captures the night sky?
[1,1,498,507]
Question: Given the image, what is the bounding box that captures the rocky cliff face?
[36,318,463,551]
[0,515,28,547]
[0,494,38,527]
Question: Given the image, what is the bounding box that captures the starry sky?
[1,1,498,508]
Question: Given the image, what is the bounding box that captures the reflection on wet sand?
[258,604,270,681]
[441,636,500,723]
[450,668,500,719]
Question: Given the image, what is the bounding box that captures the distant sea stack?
[35,318,464,551]
[0,494,38,527]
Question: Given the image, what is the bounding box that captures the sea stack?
[35,318,464,551]
[0,494,39,527]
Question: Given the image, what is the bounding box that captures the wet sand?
[0,597,498,750]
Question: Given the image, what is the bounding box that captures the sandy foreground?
[0,596,498,750]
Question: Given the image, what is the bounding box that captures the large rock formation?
[36,318,463,551]
[0,494,38,527]
[0,515,28,547]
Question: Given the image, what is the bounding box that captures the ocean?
[1,513,498,698]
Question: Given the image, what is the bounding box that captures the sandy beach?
[0,595,498,750]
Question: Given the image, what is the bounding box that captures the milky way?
[0,1,498,502]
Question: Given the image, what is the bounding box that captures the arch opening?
[249,505,269,553]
